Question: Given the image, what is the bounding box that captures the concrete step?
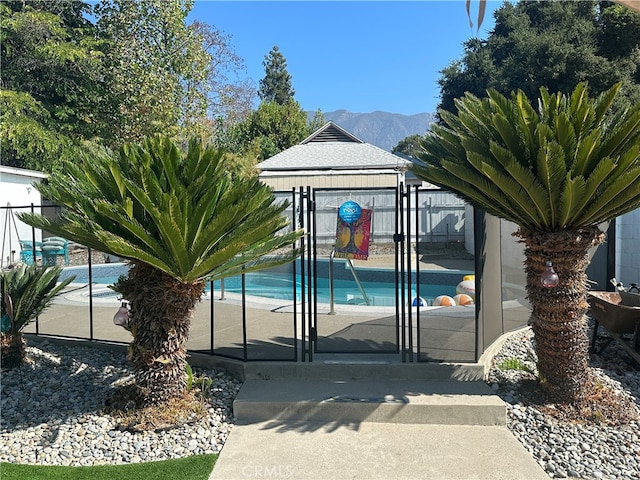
[233,378,506,426]
[241,359,485,382]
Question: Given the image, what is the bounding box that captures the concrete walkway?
[211,421,547,480]
[210,370,548,480]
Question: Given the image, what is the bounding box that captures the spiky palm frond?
[411,82,640,232]
[1,264,74,333]
[18,135,302,283]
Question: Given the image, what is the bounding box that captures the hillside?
[308,110,436,152]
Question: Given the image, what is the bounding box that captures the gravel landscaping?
[0,341,241,466]
[1,324,638,479]
[487,327,639,479]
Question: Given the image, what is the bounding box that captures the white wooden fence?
[273,187,470,248]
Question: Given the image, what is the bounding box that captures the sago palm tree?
[1,264,74,368]
[19,135,302,405]
[410,82,640,405]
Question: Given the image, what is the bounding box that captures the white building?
[0,166,46,268]
[615,209,640,286]
[257,121,408,190]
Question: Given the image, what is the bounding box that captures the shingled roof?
[258,121,407,172]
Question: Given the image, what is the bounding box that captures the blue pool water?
[59,262,465,307]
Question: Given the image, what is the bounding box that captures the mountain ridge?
[308,109,436,152]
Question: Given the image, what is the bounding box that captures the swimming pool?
[59,261,470,307]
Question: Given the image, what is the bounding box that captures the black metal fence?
[2,185,524,363]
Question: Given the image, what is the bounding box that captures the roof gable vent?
[301,121,363,144]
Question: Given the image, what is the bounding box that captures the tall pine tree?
[258,46,295,105]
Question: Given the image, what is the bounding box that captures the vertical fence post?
[306,186,314,363]
[29,204,37,266]
[30,204,40,336]
[398,183,407,362]
[394,186,401,352]
[210,279,214,355]
[88,247,94,341]
[291,187,298,361]
[241,268,247,362]
[406,184,414,362]
[298,186,306,361]
[414,186,421,360]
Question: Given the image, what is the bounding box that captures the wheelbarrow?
[587,291,640,367]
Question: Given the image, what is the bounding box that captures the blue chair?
[19,240,42,265]
[41,237,70,266]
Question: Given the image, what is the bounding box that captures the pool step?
[233,378,506,426]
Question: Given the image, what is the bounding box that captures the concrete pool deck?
[29,293,482,361]
[27,251,533,365]
[35,252,484,361]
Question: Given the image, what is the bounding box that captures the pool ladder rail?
[328,249,370,315]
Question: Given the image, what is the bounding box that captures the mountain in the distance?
[308,110,436,152]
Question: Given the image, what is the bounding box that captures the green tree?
[95,0,206,143]
[410,83,640,407]
[0,0,114,171]
[1,264,74,368]
[0,91,74,171]
[599,1,640,58]
[308,109,327,133]
[19,135,301,406]
[392,134,425,159]
[467,0,640,30]
[258,45,295,105]
[95,0,250,144]
[440,1,640,117]
[225,100,313,161]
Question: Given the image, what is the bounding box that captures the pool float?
[433,295,455,307]
[411,296,427,307]
[456,275,475,301]
[453,293,474,306]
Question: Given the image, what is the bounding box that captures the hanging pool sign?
[338,200,362,224]
[335,200,371,261]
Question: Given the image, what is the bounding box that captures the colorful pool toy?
[433,295,456,307]
[411,296,427,307]
[456,275,475,301]
[453,293,474,306]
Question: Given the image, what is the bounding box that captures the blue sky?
[188,1,504,115]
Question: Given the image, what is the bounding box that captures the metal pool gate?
[294,184,478,363]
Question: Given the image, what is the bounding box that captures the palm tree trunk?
[517,226,605,404]
[120,262,204,406]
[0,332,26,369]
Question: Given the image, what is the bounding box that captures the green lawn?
[0,454,217,480]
